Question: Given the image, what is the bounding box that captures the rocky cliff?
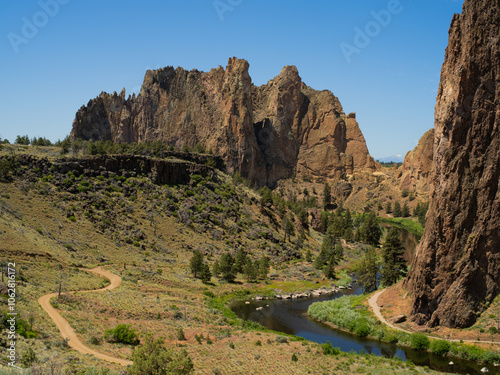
[405,0,500,328]
[398,129,434,194]
[71,58,377,186]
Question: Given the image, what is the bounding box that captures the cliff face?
[71,58,377,186]
[405,0,500,328]
[398,129,434,194]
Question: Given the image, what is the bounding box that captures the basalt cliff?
[405,0,500,328]
[398,129,434,195]
[70,58,377,186]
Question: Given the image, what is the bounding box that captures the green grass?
[379,217,423,236]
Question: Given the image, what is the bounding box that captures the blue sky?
[0,0,464,159]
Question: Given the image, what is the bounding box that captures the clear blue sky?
[0,0,464,159]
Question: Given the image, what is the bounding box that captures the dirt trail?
[368,289,499,345]
[38,267,133,366]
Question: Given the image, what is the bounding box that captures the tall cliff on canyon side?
[405,0,500,328]
[71,58,377,186]
[398,129,434,195]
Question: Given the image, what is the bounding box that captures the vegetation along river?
[231,229,498,375]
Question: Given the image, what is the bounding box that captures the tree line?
[190,249,270,284]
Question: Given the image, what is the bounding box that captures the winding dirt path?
[368,289,499,346]
[38,267,133,366]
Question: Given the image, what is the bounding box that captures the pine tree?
[219,253,236,282]
[314,228,336,269]
[258,256,270,280]
[334,241,344,261]
[190,251,204,278]
[344,209,353,229]
[385,201,392,214]
[343,227,353,242]
[244,258,258,283]
[282,215,295,242]
[402,202,410,218]
[234,249,248,273]
[356,247,379,293]
[324,257,336,280]
[260,186,273,207]
[212,261,220,278]
[381,228,407,286]
[200,263,212,284]
[360,212,382,245]
[323,182,331,209]
[320,211,329,234]
[393,202,402,217]
[328,217,344,239]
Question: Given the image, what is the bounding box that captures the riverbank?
[307,291,500,371]
[379,217,424,236]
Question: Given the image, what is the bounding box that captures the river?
[231,228,498,375]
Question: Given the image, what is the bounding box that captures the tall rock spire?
[405,0,500,328]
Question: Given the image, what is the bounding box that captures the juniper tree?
[360,212,382,245]
[381,228,407,286]
[393,201,402,217]
[356,247,379,293]
[258,255,270,280]
[189,251,204,278]
[323,182,331,209]
[219,253,236,282]
[200,263,212,284]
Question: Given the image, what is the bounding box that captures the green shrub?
[385,332,399,344]
[291,353,298,362]
[68,216,76,222]
[104,324,139,345]
[203,290,215,298]
[177,328,186,341]
[128,336,194,375]
[21,347,38,367]
[322,341,340,356]
[354,321,371,337]
[275,335,288,344]
[430,340,450,356]
[410,333,430,350]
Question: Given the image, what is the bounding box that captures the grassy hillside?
[0,144,443,374]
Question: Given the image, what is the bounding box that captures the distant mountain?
[376,155,404,163]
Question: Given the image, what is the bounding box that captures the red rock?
[404,0,500,328]
[71,58,376,186]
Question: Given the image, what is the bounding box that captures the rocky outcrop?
[398,129,434,194]
[71,58,377,186]
[2,154,218,186]
[405,0,500,328]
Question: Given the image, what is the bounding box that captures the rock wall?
[4,154,216,186]
[71,58,377,186]
[398,129,434,194]
[405,0,500,328]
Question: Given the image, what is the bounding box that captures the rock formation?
[405,0,500,328]
[398,129,434,194]
[71,58,377,186]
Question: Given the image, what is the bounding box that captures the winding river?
[231,229,498,375]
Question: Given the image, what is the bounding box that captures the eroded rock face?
[405,0,500,328]
[71,58,376,186]
[398,129,434,194]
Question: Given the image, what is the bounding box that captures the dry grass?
[0,150,453,374]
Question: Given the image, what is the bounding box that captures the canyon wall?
[405,0,500,328]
